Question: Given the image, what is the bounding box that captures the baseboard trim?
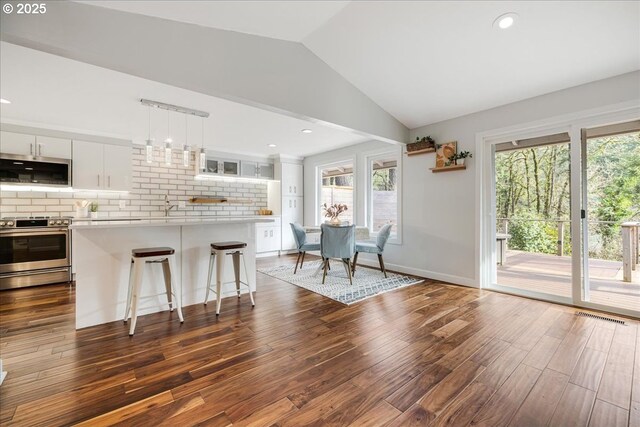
[355,258,478,288]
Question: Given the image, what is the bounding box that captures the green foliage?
[508,212,556,254]
[372,167,397,191]
[496,131,639,261]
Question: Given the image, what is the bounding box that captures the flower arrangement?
[323,203,348,224]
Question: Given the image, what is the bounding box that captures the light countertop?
[70,216,277,230]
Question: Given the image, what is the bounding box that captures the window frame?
[316,159,357,226]
[366,150,402,245]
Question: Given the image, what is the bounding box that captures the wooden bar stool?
[205,241,255,315]
[124,247,184,335]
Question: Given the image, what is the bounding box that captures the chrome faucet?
[164,194,177,217]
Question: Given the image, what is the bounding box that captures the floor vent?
[576,312,625,325]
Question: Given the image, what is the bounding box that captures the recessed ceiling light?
[267,144,277,148]
[0,98,11,104]
[493,12,518,30]
[301,129,313,134]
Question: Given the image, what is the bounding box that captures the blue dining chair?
[290,223,320,274]
[320,223,356,285]
[352,223,393,278]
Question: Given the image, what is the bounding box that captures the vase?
[90,212,99,219]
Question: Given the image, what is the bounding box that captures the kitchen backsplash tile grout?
[0,147,268,218]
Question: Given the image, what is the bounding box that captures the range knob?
[62,220,69,225]
[55,220,63,225]
[0,221,5,227]
[6,221,14,226]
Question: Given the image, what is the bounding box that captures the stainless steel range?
[0,216,72,290]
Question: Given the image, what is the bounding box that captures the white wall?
[304,71,640,287]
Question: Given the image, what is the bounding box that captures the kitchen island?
[70,216,274,329]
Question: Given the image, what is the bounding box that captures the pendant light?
[145,106,153,163]
[183,114,190,167]
[199,117,206,171]
[164,110,172,166]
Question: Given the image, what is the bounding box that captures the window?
[368,154,399,238]
[319,162,354,224]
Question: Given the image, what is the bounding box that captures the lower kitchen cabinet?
[256,221,281,254]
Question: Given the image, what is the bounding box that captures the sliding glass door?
[486,119,640,318]
[581,123,640,315]
[491,133,573,302]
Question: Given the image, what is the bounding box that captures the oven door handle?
[0,229,69,236]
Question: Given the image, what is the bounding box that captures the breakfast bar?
[70,217,274,329]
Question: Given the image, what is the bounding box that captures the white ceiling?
[76,0,350,42]
[303,1,640,128]
[75,1,640,129]
[0,42,370,157]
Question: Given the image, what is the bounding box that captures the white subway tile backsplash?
[1,147,268,218]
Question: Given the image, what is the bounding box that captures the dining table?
[304,224,370,277]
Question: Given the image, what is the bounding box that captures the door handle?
[289,186,292,193]
[38,143,42,156]
[97,174,100,187]
[264,230,268,237]
[108,176,111,188]
[270,230,273,237]
[289,200,292,208]
[294,200,297,208]
[30,143,33,155]
[294,186,296,194]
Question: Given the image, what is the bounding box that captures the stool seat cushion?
[132,247,175,257]
[211,241,247,250]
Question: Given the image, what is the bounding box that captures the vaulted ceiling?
[1,1,638,157]
[80,1,640,128]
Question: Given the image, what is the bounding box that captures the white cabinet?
[104,144,132,191]
[73,140,103,190]
[281,196,304,250]
[35,136,71,159]
[200,157,240,176]
[0,132,36,156]
[241,161,274,180]
[0,132,71,158]
[281,163,303,196]
[256,222,281,253]
[73,141,132,191]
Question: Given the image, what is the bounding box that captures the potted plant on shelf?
[446,150,473,166]
[407,135,435,153]
[323,203,348,225]
[90,202,99,219]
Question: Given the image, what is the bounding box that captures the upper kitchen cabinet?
[35,136,72,159]
[103,144,132,191]
[280,162,303,196]
[241,161,274,180]
[198,154,240,177]
[0,131,36,156]
[0,132,71,159]
[73,141,132,191]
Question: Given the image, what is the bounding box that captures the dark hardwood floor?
[0,255,638,426]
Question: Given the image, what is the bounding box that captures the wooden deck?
[497,251,640,312]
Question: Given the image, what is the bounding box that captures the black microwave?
[0,154,72,187]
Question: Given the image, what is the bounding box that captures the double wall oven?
[0,217,72,290]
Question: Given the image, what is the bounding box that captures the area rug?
[258,260,422,305]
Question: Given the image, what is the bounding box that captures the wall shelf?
[189,197,254,204]
[430,164,466,173]
[405,147,436,156]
